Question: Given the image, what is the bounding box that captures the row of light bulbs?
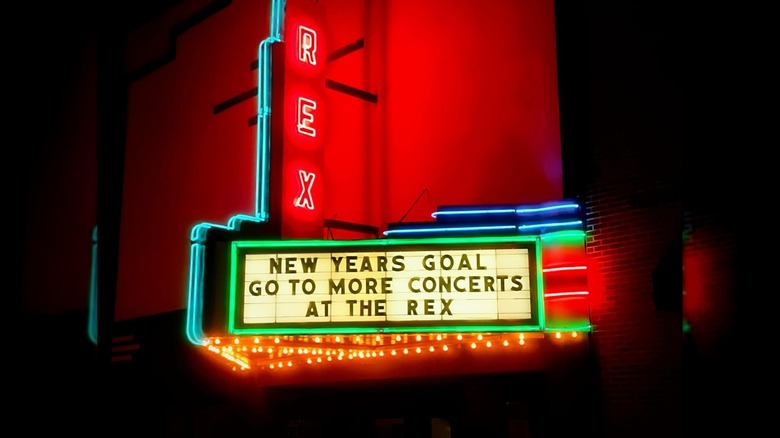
[203,331,582,371]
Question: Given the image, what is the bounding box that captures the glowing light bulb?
[436,334,442,341]
[396,335,401,342]
[429,346,434,352]
[457,334,463,340]
[253,337,259,344]
[391,350,397,356]
[316,357,322,363]
[269,364,274,369]
[379,351,384,356]
[555,332,561,339]
[503,340,509,347]
[477,334,483,341]
[375,335,381,342]
[520,339,525,345]
[314,336,320,343]
[416,334,422,341]
[274,337,280,344]
[403,348,409,354]
[327,356,332,361]
[287,361,292,367]
[215,339,221,345]
[416,347,421,353]
[471,343,477,349]
[486,341,492,348]
[307,358,312,364]
[572,332,578,338]
[335,336,341,342]
[234,338,240,344]
[278,362,283,368]
[443,345,449,351]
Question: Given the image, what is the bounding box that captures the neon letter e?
[297,97,316,137]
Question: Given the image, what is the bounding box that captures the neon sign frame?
[227,235,545,335]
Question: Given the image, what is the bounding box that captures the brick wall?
[576,3,686,436]
[585,188,683,437]
[584,185,736,438]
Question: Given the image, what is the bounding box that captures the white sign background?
[240,247,534,325]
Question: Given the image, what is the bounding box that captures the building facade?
[14,1,733,436]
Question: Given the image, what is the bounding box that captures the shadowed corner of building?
[652,238,683,313]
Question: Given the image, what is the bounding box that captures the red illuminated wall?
[115,0,561,320]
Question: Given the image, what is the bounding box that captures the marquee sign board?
[227,235,542,334]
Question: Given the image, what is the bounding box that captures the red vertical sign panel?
[281,0,326,238]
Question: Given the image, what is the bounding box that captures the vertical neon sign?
[281,0,326,238]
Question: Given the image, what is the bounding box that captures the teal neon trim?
[515,203,579,214]
[431,203,579,218]
[227,235,542,335]
[87,225,98,345]
[431,208,516,218]
[256,0,286,220]
[186,0,286,346]
[516,220,582,231]
[186,240,207,344]
[270,0,285,38]
[383,225,517,236]
[188,217,268,345]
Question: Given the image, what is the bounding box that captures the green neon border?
[538,230,591,333]
[226,235,544,335]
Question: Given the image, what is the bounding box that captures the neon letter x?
[294,170,316,210]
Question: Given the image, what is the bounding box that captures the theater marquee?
[228,236,542,334]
